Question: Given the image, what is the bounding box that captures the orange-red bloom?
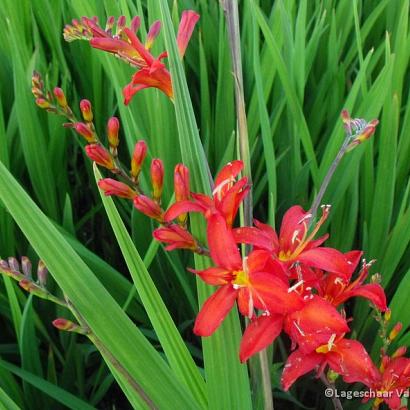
[165,160,249,227]
[317,251,387,311]
[192,213,302,337]
[233,205,350,275]
[64,12,199,105]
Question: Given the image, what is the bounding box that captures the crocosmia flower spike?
[63,11,199,105]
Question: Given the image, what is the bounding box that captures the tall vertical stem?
[221,1,273,409]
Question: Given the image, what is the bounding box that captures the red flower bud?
[153,225,198,251]
[80,99,93,122]
[131,140,147,180]
[107,117,120,150]
[133,195,164,222]
[35,98,51,109]
[174,164,190,225]
[389,322,403,341]
[150,159,164,202]
[53,87,68,108]
[85,144,115,170]
[174,164,190,202]
[52,318,87,334]
[74,122,96,142]
[98,178,136,199]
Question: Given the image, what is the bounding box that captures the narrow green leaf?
[94,164,207,408]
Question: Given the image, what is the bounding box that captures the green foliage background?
[0,0,409,409]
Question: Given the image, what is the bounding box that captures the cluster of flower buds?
[32,71,74,118]
[341,109,379,151]
[0,256,67,306]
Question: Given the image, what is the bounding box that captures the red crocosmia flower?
[283,295,349,354]
[192,214,303,336]
[233,205,350,275]
[281,338,380,391]
[318,251,387,311]
[165,160,249,227]
[98,178,136,199]
[153,224,198,251]
[63,12,199,105]
[372,357,410,409]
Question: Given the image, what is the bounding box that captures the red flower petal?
[214,160,243,189]
[297,247,350,275]
[281,349,322,391]
[250,272,304,314]
[239,315,283,362]
[247,250,288,284]
[193,285,237,336]
[284,296,349,353]
[326,339,380,387]
[188,267,233,286]
[233,227,273,251]
[164,200,205,222]
[344,283,387,311]
[279,206,310,252]
[207,213,241,270]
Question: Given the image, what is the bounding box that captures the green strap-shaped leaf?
[0,160,198,409]
[158,2,252,409]
[94,164,207,408]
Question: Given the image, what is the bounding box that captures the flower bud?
[19,278,48,298]
[37,260,48,287]
[21,256,32,278]
[85,144,115,170]
[116,15,126,36]
[53,87,68,108]
[174,164,190,201]
[150,159,164,202]
[52,318,87,334]
[131,140,147,180]
[35,98,52,109]
[130,16,141,33]
[107,117,120,153]
[384,308,392,322]
[74,122,96,143]
[145,21,161,49]
[105,16,115,32]
[174,164,190,224]
[392,346,407,359]
[153,225,198,251]
[133,195,164,222]
[389,322,403,341]
[80,99,93,122]
[98,178,136,199]
[8,257,19,272]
